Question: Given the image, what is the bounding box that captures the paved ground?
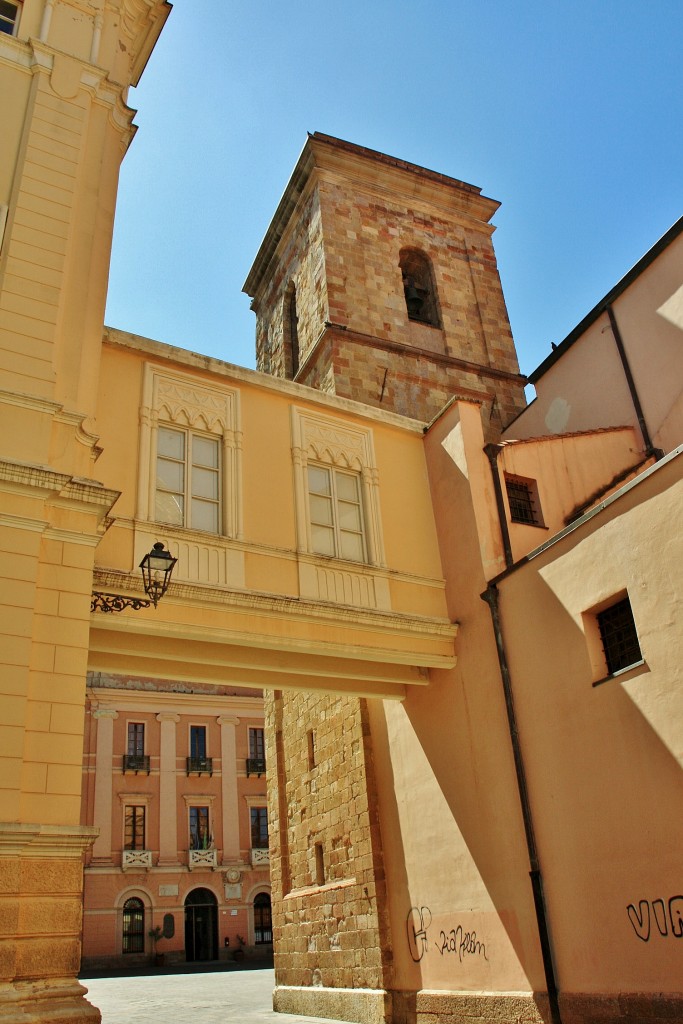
[82,968,348,1024]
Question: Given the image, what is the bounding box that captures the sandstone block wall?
[248,141,526,432]
[265,689,391,994]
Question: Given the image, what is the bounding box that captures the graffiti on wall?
[406,905,489,964]
[627,896,683,942]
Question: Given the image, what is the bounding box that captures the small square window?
[597,597,642,675]
[505,475,543,526]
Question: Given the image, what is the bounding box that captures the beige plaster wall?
[361,400,546,999]
[508,232,683,456]
[495,450,683,996]
[498,427,644,562]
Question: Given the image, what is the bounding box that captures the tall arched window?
[253,892,272,944]
[122,897,145,954]
[399,249,441,327]
[283,283,300,379]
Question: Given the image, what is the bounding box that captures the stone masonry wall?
[253,188,328,377]
[298,331,524,437]
[317,177,520,378]
[265,689,391,994]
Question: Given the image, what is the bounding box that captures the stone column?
[156,713,179,864]
[218,716,240,863]
[91,709,118,863]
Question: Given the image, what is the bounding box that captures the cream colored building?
[1,4,682,1024]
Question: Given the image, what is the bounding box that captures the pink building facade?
[80,674,271,968]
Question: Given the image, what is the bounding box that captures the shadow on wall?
[369,431,683,1013]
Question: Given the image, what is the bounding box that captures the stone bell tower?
[243,132,526,435]
[244,138,527,1024]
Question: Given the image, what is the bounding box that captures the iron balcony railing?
[186,756,213,775]
[246,757,266,777]
[122,754,150,774]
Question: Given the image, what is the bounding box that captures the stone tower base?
[274,987,683,1024]
[273,985,390,1024]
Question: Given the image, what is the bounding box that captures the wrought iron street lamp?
[91,542,177,613]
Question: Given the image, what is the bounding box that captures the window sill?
[284,876,357,900]
[592,659,648,688]
[510,520,549,530]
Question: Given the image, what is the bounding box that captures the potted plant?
[148,925,165,967]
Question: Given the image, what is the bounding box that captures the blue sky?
[105,1,682,380]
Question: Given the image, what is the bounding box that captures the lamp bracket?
[91,591,152,614]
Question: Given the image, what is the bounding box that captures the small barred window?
[597,598,642,675]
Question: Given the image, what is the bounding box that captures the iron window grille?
[506,477,540,525]
[253,892,272,944]
[122,897,145,954]
[597,597,642,675]
[187,756,213,775]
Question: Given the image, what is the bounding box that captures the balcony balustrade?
[246,757,266,778]
[251,847,270,867]
[122,754,150,774]
[186,756,213,776]
[122,849,152,871]
[188,848,218,870]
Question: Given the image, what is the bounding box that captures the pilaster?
[217,715,240,863]
[156,713,179,865]
[90,709,117,863]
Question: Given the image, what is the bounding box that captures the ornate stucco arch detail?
[137,363,243,540]
[290,407,385,568]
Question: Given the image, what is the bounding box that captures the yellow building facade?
[1,5,682,1024]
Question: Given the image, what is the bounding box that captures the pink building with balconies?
[80,673,271,968]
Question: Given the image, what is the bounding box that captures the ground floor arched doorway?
[184,887,218,962]
[253,891,272,945]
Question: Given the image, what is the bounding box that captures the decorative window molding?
[136,365,243,588]
[291,408,389,609]
[137,364,242,540]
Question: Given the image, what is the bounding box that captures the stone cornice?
[89,688,262,716]
[0,823,99,858]
[90,567,456,646]
[243,132,500,300]
[103,329,426,433]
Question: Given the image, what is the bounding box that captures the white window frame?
[0,2,21,37]
[307,462,367,563]
[291,408,385,568]
[155,424,221,534]
[137,365,242,541]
